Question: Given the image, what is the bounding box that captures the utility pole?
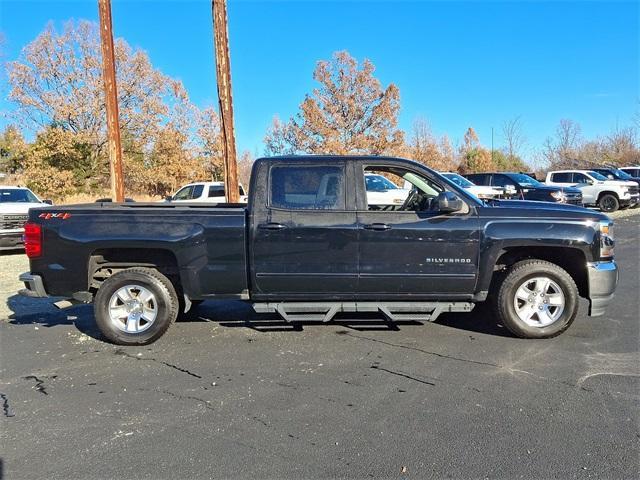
[98,0,125,202]
[212,0,239,203]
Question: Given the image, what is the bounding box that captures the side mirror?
[43,199,53,205]
[437,191,464,213]
[164,195,173,202]
[585,179,594,185]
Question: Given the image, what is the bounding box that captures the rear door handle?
[363,223,392,231]
[258,222,287,231]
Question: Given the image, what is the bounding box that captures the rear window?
[551,172,572,182]
[270,165,345,210]
[208,185,246,197]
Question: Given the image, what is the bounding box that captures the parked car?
[0,186,51,250]
[620,166,640,177]
[364,173,410,206]
[545,170,639,212]
[441,172,503,199]
[19,155,617,345]
[166,182,248,203]
[590,167,640,189]
[464,172,583,205]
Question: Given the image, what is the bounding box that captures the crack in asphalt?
[160,389,216,411]
[370,365,436,386]
[344,333,502,368]
[115,349,202,379]
[1,392,15,417]
[23,375,49,395]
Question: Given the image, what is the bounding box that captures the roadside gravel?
[0,252,28,319]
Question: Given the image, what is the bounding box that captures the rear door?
[356,162,480,298]
[250,161,358,298]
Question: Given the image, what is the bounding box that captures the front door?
[356,163,480,298]
[251,162,358,299]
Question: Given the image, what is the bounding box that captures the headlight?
[550,190,565,201]
[599,221,614,259]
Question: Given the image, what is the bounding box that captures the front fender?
[476,219,599,294]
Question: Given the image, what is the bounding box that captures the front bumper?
[18,273,48,298]
[620,195,639,207]
[0,231,24,250]
[587,261,618,316]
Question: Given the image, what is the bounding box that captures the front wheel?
[598,193,619,212]
[494,260,578,338]
[94,267,179,345]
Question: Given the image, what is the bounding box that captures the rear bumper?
[0,231,24,250]
[18,273,48,298]
[587,261,618,316]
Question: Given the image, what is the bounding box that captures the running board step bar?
[252,302,474,323]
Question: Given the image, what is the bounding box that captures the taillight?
[24,223,42,258]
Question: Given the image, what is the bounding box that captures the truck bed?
[27,202,249,299]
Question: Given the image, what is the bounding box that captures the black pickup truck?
[19,156,618,345]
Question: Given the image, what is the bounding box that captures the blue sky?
[0,0,638,165]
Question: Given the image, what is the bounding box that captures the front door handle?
[363,223,392,231]
[258,222,287,231]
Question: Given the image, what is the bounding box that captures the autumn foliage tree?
[6,20,222,197]
[265,51,404,156]
[457,128,495,173]
[406,118,456,171]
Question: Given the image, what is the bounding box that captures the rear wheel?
[598,193,619,212]
[94,267,179,345]
[494,260,578,339]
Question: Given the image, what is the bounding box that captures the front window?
[364,166,467,213]
[192,184,204,199]
[172,186,193,200]
[0,188,40,203]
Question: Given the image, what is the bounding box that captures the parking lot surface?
[1,216,638,479]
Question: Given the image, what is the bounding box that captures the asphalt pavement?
[1,216,638,479]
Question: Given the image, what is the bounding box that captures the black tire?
[598,193,619,212]
[94,267,179,345]
[493,260,579,339]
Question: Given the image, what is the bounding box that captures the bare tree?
[502,116,526,162]
[542,119,583,168]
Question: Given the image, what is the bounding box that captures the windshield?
[365,174,399,192]
[588,171,608,181]
[0,188,40,203]
[508,173,542,187]
[443,173,474,188]
[612,169,632,179]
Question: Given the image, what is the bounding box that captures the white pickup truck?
[0,186,50,250]
[546,170,639,212]
[166,182,249,204]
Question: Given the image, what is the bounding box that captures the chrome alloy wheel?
[108,285,158,333]
[513,276,565,327]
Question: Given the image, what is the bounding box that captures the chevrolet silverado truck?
[19,156,618,345]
